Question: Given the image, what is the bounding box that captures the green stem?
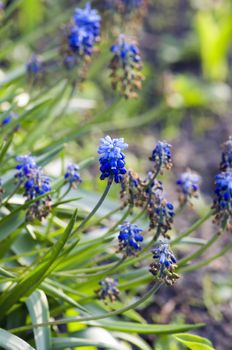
[178,231,221,268]
[10,282,162,333]
[85,206,122,229]
[72,177,113,235]
[104,204,132,237]
[76,256,126,278]
[180,242,232,273]
[171,210,213,246]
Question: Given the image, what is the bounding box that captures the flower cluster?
[220,137,232,171]
[96,277,120,302]
[64,163,82,187]
[118,222,143,255]
[62,3,101,69]
[213,170,232,231]
[120,141,175,238]
[176,169,201,205]
[109,34,144,99]
[149,141,172,173]
[149,240,179,285]
[26,55,42,82]
[148,194,175,238]
[15,155,52,221]
[98,135,128,183]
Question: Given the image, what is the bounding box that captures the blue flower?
[15,155,52,221]
[98,135,128,183]
[15,155,37,181]
[150,240,179,285]
[67,3,101,58]
[150,141,172,172]
[26,55,42,76]
[109,34,144,98]
[1,112,18,127]
[148,193,175,237]
[220,137,232,171]
[64,163,82,186]
[213,170,232,230]
[73,3,101,39]
[97,277,120,302]
[176,169,201,204]
[118,222,143,255]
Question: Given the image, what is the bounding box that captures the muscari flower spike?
[96,277,120,302]
[118,222,143,256]
[150,141,172,173]
[220,137,232,171]
[63,3,101,68]
[213,170,232,231]
[98,135,128,183]
[64,163,82,187]
[26,55,42,79]
[148,193,175,238]
[15,155,52,221]
[149,240,179,286]
[176,169,201,205]
[109,34,144,99]
[120,169,163,209]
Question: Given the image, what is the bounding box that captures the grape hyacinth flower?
[1,112,18,127]
[176,169,201,205]
[109,34,144,99]
[150,141,172,173]
[118,222,143,256]
[98,135,128,183]
[149,240,179,285]
[64,163,82,187]
[148,194,175,238]
[62,3,101,68]
[213,170,232,231]
[26,55,42,79]
[15,155,52,221]
[120,169,163,209]
[220,137,232,171]
[96,277,120,302]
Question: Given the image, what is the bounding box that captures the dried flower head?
[149,240,179,285]
[109,34,144,99]
[176,169,201,205]
[96,277,120,302]
[213,170,232,231]
[220,137,232,171]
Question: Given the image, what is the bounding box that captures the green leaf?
[0,210,25,242]
[0,210,77,320]
[25,290,51,350]
[0,328,35,350]
[173,333,215,350]
[51,337,119,350]
[83,320,204,335]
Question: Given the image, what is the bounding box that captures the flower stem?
[73,177,113,235]
[10,282,162,333]
[178,230,221,268]
[171,210,213,246]
[180,242,232,273]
